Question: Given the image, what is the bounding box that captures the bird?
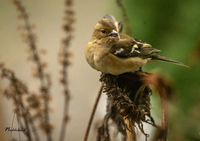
[85,14,188,75]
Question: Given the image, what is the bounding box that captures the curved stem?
[83,82,104,141]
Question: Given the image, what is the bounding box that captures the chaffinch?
[85,14,187,75]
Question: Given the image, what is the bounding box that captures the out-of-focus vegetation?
[117,0,200,140]
[1,0,199,140]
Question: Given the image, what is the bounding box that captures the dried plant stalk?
[0,107,6,141]
[2,0,77,141]
[11,0,52,140]
[0,63,41,141]
[84,83,104,141]
[97,71,174,141]
[124,118,136,141]
[142,73,174,141]
[99,72,157,141]
[58,0,75,141]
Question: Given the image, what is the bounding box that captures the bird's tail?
[151,54,189,68]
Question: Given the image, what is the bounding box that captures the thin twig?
[58,0,75,141]
[15,85,32,141]
[83,82,104,141]
[59,88,70,141]
[21,7,52,140]
[142,73,171,141]
[115,0,132,35]
[160,95,168,141]
[0,65,33,141]
[28,113,41,141]
[124,118,136,141]
[156,79,169,141]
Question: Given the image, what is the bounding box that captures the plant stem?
[59,88,70,141]
[83,82,104,141]
[160,96,168,141]
[124,118,136,141]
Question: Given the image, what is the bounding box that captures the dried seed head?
[65,0,73,6]
[39,49,47,55]
[65,9,75,15]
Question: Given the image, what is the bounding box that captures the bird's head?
[91,19,119,45]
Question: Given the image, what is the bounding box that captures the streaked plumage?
[85,14,188,75]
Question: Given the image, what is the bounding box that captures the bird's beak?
[109,30,119,38]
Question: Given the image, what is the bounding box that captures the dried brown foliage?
[11,1,53,140]
[0,63,40,141]
[94,71,175,141]
[0,0,75,141]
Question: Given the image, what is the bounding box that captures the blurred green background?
[117,0,200,140]
[0,0,200,141]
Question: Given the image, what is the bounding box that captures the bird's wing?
[109,33,160,58]
[131,38,161,58]
[109,33,188,67]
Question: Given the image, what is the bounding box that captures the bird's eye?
[101,30,106,34]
